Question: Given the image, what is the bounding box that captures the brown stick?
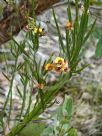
[0,0,59,45]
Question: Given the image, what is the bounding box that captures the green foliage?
[94,27,102,57]
[63,96,73,118]
[67,128,78,136]
[0,0,96,136]
[42,96,77,136]
[17,96,75,136]
[19,122,46,136]
[95,36,102,57]
[53,0,95,73]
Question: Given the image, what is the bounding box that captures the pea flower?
[54,57,70,73]
[61,62,70,72]
[45,63,55,71]
[45,57,70,73]
[54,57,65,65]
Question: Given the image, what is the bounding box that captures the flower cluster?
[24,17,45,36]
[33,27,45,36]
[45,57,70,73]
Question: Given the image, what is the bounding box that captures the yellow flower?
[54,57,65,65]
[61,63,70,72]
[66,21,73,30]
[45,57,70,73]
[33,27,45,36]
[39,28,45,36]
[54,57,66,72]
[34,27,38,33]
[45,63,55,71]
[39,28,43,33]
[54,59,70,73]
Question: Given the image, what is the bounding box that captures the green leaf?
[66,98,73,117]
[63,95,73,118]
[2,72,10,81]
[19,122,46,136]
[42,126,54,136]
[16,86,23,100]
[38,89,45,110]
[52,8,65,53]
[66,29,70,62]
[45,75,69,105]
[70,0,90,66]
[93,27,101,38]
[83,19,96,44]
[67,0,72,22]
[56,106,63,121]
[95,36,102,57]
[67,128,78,136]
[73,64,89,73]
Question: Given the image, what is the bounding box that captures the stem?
[6,102,42,136]
[6,75,70,136]
[58,124,63,136]
[1,119,6,136]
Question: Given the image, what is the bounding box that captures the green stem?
[58,124,63,136]
[7,75,70,136]
[7,103,42,136]
[1,119,6,136]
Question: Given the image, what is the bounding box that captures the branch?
[0,0,60,45]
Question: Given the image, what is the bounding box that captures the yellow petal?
[39,28,43,33]
[54,57,65,64]
[45,63,54,71]
[34,28,38,33]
